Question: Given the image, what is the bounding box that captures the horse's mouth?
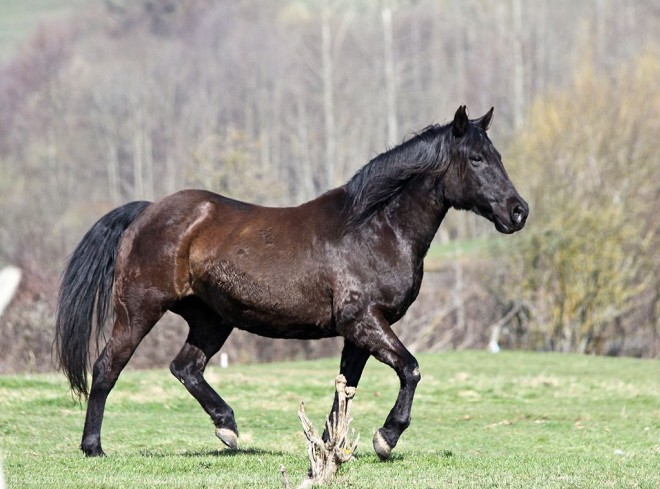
[493,214,526,234]
[494,217,514,234]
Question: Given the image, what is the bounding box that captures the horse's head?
[443,105,528,234]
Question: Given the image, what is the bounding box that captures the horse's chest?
[375,266,423,317]
[334,257,423,322]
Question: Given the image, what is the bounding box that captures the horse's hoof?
[216,427,239,450]
[373,429,392,460]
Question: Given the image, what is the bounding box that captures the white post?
[0,267,22,319]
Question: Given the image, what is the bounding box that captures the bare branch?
[281,374,359,488]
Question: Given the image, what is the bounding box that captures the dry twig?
[281,375,359,488]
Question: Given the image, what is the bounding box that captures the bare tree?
[511,0,525,130]
[381,0,398,145]
[321,1,337,190]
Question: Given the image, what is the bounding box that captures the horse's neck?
[378,174,449,260]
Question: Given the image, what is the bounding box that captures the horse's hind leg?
[169,297,237,449]
[81,299,164,457]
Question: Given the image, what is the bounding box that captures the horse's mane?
[343,123,454,229]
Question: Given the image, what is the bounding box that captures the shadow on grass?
[351,448,454,463]
[139,447,288,458]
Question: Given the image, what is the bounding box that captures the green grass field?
[1,351,659,488]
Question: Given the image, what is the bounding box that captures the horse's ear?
[453,105,469,138]
[474,107,494,131]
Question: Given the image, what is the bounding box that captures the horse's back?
[184,191,344,335]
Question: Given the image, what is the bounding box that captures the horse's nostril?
[511,205,524,224]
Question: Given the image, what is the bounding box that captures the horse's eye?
[469,155,483,165]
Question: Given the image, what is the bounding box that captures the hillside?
[0,0,88,59]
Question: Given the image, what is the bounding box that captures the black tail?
[55,201,150,399]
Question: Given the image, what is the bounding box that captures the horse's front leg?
[339,307,421,460]
[322,339,370,443]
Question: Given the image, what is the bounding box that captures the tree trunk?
[511,0,525,130]
[321,1,336,190]
[381,0,398,145]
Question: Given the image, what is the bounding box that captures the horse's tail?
[55,201,151,399]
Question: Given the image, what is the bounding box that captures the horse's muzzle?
[492,198,528,234]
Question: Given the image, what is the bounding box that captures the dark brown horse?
[55,106,528,459]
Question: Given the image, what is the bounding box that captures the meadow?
[1,351,659,488]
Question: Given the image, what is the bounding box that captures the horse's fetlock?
[80,436,105,457]
[210,407,236,429]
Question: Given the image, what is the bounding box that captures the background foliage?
[491,53,659,356]
[0,0,658,372]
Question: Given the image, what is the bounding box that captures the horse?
[55,105,528,459]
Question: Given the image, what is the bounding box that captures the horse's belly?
[218,302,336,340]
[193,266,335,340]
[235,318,338,340]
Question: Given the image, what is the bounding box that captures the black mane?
[343,123,453,228]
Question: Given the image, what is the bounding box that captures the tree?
[491,53,659,355]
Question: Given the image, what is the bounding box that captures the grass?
[1,351,659,488]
